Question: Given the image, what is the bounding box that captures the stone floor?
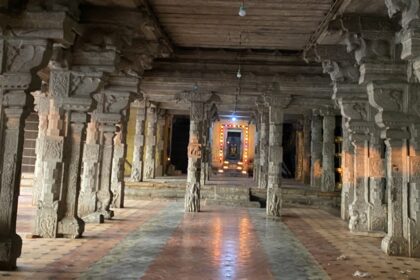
[3,188,420,280]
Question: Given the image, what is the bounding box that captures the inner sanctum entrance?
[225,131,242,161]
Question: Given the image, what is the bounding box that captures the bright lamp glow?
[239,3,246,16]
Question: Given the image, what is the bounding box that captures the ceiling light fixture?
[239,1,246,17]
[236,66,242,79]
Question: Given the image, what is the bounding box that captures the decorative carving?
[185,183,200,212]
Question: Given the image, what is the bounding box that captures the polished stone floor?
[3,188,420,280]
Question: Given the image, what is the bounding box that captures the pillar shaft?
[321,111,336,192]
[96,128,116,219]
[111,122,126,208]
[78,121,101,221]
[266,105,283,217]
[295,127,304,182]
[310,113,323,188]
[32,90,49,206]
[258,109,269,189]
[185,101,204,212]
[144,104,157,180]
[130,104,146,182]
[302,115,311,185]
[155,110,166,177]
[341,121,354,221]
[0,97,27,270]
[57,114,86,238]
[200,117,210,186]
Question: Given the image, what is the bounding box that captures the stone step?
[203,199,261,208]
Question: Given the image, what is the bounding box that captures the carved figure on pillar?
[264,91,291,217]
[130,100,147,182]
[310,111,323,189]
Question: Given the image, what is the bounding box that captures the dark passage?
[170,116,190,173]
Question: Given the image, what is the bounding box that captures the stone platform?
[125,177,340,212]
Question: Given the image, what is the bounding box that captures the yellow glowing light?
[218,169,224,173]
[241,171,247,174]
[223,166,228,169]
[237,161,243,165]
[224,161,229,164]
[236,166,242,170]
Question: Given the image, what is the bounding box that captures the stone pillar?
[320,109,336,192]
[0,92,30,270]
[185,101,204,212]
[31,89,49,206]
[310,112,323,189]
[57,113,87,238]
[79,84,134,222]
[258,106,269,189]
[78,120,100,221]
[200,116,210,186]
[368,81,411,256]
[265,95,289,217]
[34,64,102,238]
[295,123,304,182]
[130,102,146,182]
[96,126,116,220]
[155,109,166,177]
[143,103,157,180]
[302,114,311,185]
[111,122,126,208]
[341,119,354,221]
[253,118,260,182]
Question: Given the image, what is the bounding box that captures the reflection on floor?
[4,188,420,279]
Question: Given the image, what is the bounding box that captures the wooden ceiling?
[147,0,334,50]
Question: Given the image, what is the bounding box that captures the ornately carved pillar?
[78,120,100,221]
[185,101,204,212]
[258,105,269,189]
[320,109,336,192]
[34,63,102,238]
[295,123,304,182]
[302,114,311,185]
[368,81,411,256]
[31,89,49,206]
[155,109,166,177]
[111,123,126,208]
[143,103,157,180]
[341,119,354,221]
[264,95,290,217]
[310,111,323,189]
[130,101,146,182]
[200,115,210,186]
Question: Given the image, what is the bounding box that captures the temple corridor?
[2,188,419,280]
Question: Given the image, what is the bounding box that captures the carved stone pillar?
[96,126,116,219]
[130,102,146,182]
[144,103,157,180]
[111,122,126,209]
[302,114,311,185]
[310,111,323,189]
[78,120,100,221]
[200,116,210,186]
[80,80,135,222]
[185,101,204,212]
[155,109,166,177]
[258,106,269,189]
[368,81,414,256]
[295,124,304,182]
[0,91,30,270]
[341,118,354,221]
[34,64,102,238]
[320,109,336,192]
[253,118,260,182]
[264,95,290,217]
[31,89,49,206]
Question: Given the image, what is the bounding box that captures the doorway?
[225,131,242,161]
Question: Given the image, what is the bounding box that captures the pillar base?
[82,213,105,224]
[57,217,85,238]
[0,234,22,271]
[266,188,282,217]
[381,235,409,257]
